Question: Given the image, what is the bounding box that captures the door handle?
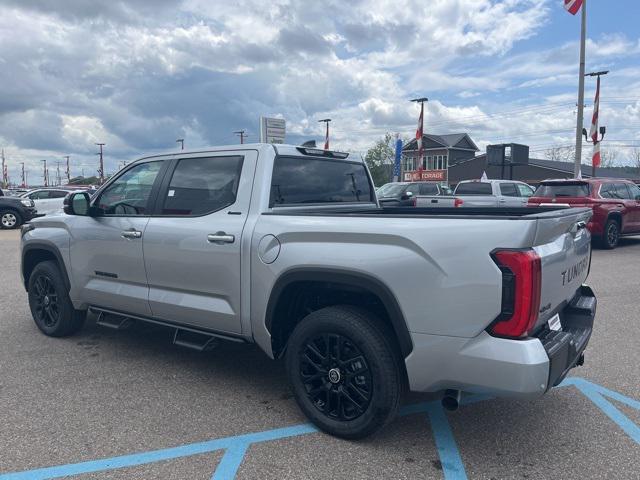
[207,232,235,244]
[121,229,142,240]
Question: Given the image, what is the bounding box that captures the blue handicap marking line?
[211,444,249,480]
[425,401,468,480]
[0,377,637,480]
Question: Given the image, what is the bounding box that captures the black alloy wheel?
[300,332,373,421]
[286,305,402,439]
[602,219,620,249]
[28,261,86,337]
[32,274,60,328]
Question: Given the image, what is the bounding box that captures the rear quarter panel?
[250,213,537,356]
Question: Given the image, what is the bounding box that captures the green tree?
[364,133,396,187]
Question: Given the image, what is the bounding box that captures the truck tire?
[0,209,22,229]
[286,305,402,439]
[28,261,86,337]
[600,218,620,249]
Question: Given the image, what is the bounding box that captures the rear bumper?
[405,285,596,398]
[535,285,596,389]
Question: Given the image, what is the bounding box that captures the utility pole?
[176,138,184,150]
[20,162,25,188]
[411,97,428,172]
[96,143,105,184]
[318,119,331,150]
[64,155,71,184]
[56,161,61,186]
[41,159,48,187]
[234,130,247,144]
[573,0,587,178]
[583,70,609,177]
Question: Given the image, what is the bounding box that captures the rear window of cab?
[533,183,591,198]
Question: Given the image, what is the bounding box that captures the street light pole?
[176,138,184,150]
[96,143,105,184]
[573,0,587,178]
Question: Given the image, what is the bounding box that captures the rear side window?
[534,183,590,197]
[628,183,640,199]
[270,156,373,206]
[499,183,519,197]
[162,156,244,215]
[454,182,492,195]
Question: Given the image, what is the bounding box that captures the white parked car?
[20,188,80,215]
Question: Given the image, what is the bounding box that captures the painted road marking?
[0,377,637,480]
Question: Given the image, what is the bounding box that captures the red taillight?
[454,197,464,208]
[490,249,541,338]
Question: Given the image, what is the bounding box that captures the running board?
[95,311,134,330]
[173,329,219,352]
[88,307,247,350]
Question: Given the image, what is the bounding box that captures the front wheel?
[286,305,402,439]
[0,209,22,229]
[28,261,86,337]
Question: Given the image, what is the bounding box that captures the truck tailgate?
[531,207,592,329]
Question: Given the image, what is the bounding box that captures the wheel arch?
[22,243,71,292]
[265,268,413,360]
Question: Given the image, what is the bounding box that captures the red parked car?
[529,178,640,249]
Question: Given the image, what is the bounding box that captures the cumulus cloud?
[1,0,639,181]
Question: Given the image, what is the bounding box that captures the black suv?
[0,189,39,229]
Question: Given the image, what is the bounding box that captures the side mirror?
[64,192,91,216]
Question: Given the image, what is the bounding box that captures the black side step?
[95,311,134,330]
[173,329,219,352]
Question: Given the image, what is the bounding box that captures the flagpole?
[573,0,587,178]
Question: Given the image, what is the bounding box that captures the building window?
[444,155,448,169]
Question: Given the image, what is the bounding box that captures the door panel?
[143,151,257,334]
[625,183,640,231]
[70,216,152,316]
[69,160,166,316]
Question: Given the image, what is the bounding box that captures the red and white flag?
[590,76,601,168]
[416,102,424,171]
[564,0,583,15]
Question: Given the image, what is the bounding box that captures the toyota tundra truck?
[20,144,596,438]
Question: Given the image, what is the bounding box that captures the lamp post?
[176,138,184,150]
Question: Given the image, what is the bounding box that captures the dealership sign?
[403,170,447,182]
[259,117,286,144]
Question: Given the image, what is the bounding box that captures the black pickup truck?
[0,189,39,229]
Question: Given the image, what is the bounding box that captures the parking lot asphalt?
[0,228,638,479]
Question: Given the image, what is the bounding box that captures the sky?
[1,0,639,184]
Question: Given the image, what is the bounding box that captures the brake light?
[454,197,464,208]
[489,249,541,338]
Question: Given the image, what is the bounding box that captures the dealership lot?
[0,229,638,479]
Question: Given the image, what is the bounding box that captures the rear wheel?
[286,305,402,439]
[600,218,620,249]
[28,261,86,337]
[0,209,22,229]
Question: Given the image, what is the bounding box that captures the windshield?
[376,183,407,197]
[534,183,590,198]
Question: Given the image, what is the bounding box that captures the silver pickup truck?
[414,179,535,208]
[20,144,596,438]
